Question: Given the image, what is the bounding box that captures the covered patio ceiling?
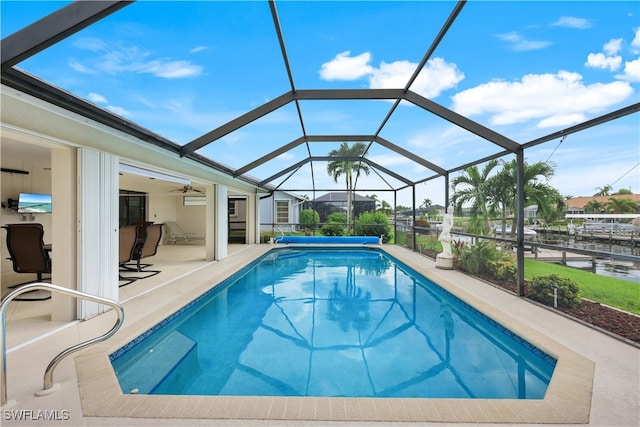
[1,1,638,203]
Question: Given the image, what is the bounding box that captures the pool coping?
[75,244,594,423]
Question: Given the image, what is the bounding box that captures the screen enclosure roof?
[2,1,638,204]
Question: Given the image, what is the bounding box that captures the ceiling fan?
[170,185,204,194]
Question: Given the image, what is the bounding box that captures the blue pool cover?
[274,235,380,244]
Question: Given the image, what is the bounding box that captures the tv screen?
[17,193,52,213]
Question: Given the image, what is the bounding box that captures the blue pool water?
[111,247,556,398]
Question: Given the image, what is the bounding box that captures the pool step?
[115,331,197,394]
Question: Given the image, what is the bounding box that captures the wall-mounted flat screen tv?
[17,193,52,213]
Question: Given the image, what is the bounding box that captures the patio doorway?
[228,196,246,243]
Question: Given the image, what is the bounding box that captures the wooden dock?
[534,228,639,247]
[525,248,594,263]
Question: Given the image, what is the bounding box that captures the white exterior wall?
[1,86,261,323]
[259,191,304,233]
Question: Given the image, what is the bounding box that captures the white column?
[51,147,77,322]
[205,184,215,261]
[254,194,261,244]
[77,148,119,319]
[215,184,228,260]
[245,194,256,244]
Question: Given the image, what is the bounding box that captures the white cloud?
[72,39,202,79]
[616,57,640,82]
[537,113,587,128]
[276,152,295,161]
[495,32,552,52]
[603,38,623,56]
[139,60,203,78]
[451,71,634,128]
[552,16,592,29]
[631,28,640,53]
[189,46,208,54]
[320,52,463,98]
[87,92,108,104]
[368,60,415,89]
[319,51,373,80]
[412,58,465,98]
[585,52,622,71]
[69,59,97,75]
[105,105,131,117]
[369,57,464,98]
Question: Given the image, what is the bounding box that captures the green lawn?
[524,259,640,315]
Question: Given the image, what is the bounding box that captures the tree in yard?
[486,163,515,238]
[420,198,432,209]
[584,200,606,214]
[366,194,380,211]
[495,159,558,236]
[327,142,370,233]
[614,188,632,195]
[537,188,567,225]
[451,159,499,235]
[594,185,613,196]
[605,197,638,214]
[300,209,320,233]
[354,211,392,242]
[379,200,393,216]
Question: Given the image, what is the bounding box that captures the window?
[228,200,237,217]
[119,190,146,227]
[183,196,206,206]
[276,200,289,224]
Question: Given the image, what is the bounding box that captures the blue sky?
[2,1,639,207]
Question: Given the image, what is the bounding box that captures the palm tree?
[537,188,567,224]
[327,142,370,232]
[594,185,612,196]
[584,200,606,214]
[420,198,432,210]
[366,194,380,211]
[605,197,638,214]
[451,159,499,235]
[379,200,393,216]
[497,159,557,236]
[486,164,515,237]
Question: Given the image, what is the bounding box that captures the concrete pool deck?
[2,243,639,426]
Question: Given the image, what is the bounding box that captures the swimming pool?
[110,247,556,399]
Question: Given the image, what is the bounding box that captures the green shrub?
[487,259,516,283]
[320,223,345,236]
[300,209,320,231]
[420,236,441,251]
[354,211,392,242]
[415,217,430,228]
[457,240,504,275]
[326,212,347,224]
[320,212,346,236]
[528,274,581,308]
